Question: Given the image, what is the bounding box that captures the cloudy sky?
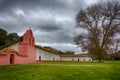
[0,0,98,53]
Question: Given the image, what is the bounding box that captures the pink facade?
[0,29,36,65]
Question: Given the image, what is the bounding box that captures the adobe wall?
[0,55,9,65]
[0,46,36,65]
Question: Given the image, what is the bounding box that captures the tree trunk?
[112,58,115,61]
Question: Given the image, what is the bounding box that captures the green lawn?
[0,61,120,80]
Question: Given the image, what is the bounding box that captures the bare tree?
[108,37,120,60]
[75,1,120,62]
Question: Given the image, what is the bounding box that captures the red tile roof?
[35,45,60,55]
[0,48,18,56]
[0,48,28,57]
[60,54,90,57]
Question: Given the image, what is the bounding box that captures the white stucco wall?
[36,47,92,62]
[36,48,60,61]
[60,56,92,62]
[9,42,20,52]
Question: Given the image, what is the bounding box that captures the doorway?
[78,59,79,62]
[72,59,74,61]
[39,56,41,61]
[10,54,14,64]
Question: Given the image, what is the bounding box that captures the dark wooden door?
[10,54,14,64]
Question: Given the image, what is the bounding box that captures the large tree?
[0,28,7,46]
[0,28,20,49]
[75,1,120,62]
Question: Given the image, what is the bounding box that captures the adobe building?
[60,54,92,62]
[0,29,92,65]
[0,29,36,65]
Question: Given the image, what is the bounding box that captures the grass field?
[0,61,120,80]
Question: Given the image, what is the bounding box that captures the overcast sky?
[0,0,98,53]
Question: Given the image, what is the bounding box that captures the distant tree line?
[43,46,75,54]
[0,28,20,49]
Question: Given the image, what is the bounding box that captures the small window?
[53,57,55,61]
[29,38,31,45]
[72,59,74,61]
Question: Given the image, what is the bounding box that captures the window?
[53,57,55,61]
[29,38,31,45]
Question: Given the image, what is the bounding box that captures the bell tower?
[22,28,35,46]
[18,28,35,56]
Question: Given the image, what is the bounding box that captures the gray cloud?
[40,25,61,32]
[0,0,98,53]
